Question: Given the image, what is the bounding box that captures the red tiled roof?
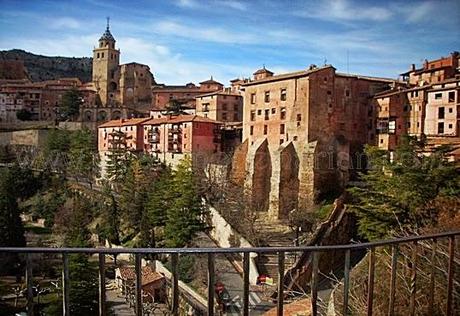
[98,118,150,128]
[142,114,221,125]
[118,266,164,286]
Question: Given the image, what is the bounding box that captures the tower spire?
[106,16,110,30]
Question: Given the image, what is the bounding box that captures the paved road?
[194,233,274,315]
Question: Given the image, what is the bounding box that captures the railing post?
[343,249,350,316]
[99,253,106,316]
[242,252,250,316]
[171,253,179,316]
[207,253,215,316]
[428,238,437,315]
[388,244,399,316]
[26,253,34,316]
[409,241,417,316]
[367,247,375,316]
[62,253,70,316]
[277,251,285,316]
[446,236,455,316]
[311,251,319,316]
[135,254,142,316]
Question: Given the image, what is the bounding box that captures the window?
[250,110,256,121]
[250,126,254,135]
[280,139,284,144]
[280,89,287,101]
[449,107,453,113]
[280,107,286,120]
[263,125,268,135]
[293,136,298,141]
[345,90,350,97]
[271,108,276,114]
[257,109,262,115]
[448,91,455,102]
[448,124,453,129]
[97,53,100,58]
[250,93,256,104]
[264,109,269,120]
[438,122,444,134]
[222,112,227,120]
[415,91,419,97]
[327,90,332,95]
[435,93,442,100]
[264,91,270,102]
[438,107,445,119]
[297,114,302,121]
[101,52,104,58]
[280,124,285,134]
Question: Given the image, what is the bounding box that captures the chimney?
[411,64,416,71]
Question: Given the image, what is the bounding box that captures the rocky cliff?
[0,49,92,82]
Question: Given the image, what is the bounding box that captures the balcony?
[0,230,458,316]
[147,131,160,144]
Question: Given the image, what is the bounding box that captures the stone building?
[233,65,397,220]
[373,54,460,154]
[90,20,153,120]
[400,51,459,86]
[195,90,243,122]
[142,114,222,168]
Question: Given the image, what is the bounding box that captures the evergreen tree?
[59,88,83,121]
[349,136,460,240]
[162,99,188,116]
[43,129,72,173]
[16,109,32,121]
[68,128,99,188]
[105,130,132,184]
[164,158,207,247]
[98,181,120,244]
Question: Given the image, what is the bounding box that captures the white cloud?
[176,0,199,8]
[48,17,81,30]
[297,0,393,22]
[217,0,248,11]
[154,20,257,44]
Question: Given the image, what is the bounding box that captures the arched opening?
[109,81,117,92]
[97,111,108,122]
[83,110,93,122]
[111,110,122,120]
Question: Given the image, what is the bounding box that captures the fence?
[0,230,458,316]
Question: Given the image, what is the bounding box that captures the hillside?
[0,49,92,83]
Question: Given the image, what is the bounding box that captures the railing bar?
[409,241,417,316]
[207,253,215,316]
[98,253,106,316]
[135,253,142,316]
[446,235,455,316]
[343,249,350,316]
[243,252,250,316]
[311,251,319,316]
[428,238,437,315]
[277,251,285,316]
[26,253,34,316]
[388,244,398,316]
[62,253,70,316]
[171,253,179,316]
[0,230,458,254]
[367,247,375,316]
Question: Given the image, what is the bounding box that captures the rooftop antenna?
[347,49,349,74]
[324,58,327,65]
[106,16,110,30]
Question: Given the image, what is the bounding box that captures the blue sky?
[0,0,459,84]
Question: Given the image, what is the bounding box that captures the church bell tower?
[92,17,120,106]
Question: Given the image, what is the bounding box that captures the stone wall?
[0,129,48,147]
[245,139,271,212]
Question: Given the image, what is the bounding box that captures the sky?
[0,0,459,85]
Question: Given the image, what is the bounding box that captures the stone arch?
[97,110,108,122]
[270,141,299,220]
[109,81,117,92]
[83,110,93,122]
[125,88,134,97]
[246,139,271,212]
[111,110,122,120]
[231,139,248,185]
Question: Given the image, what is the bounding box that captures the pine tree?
[349,136,460,240]
[164,157,207,247]
[105,130,132,184]
[68,128,99,188]
[59,88,83,121]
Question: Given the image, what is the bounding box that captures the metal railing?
[0,230,458,316]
